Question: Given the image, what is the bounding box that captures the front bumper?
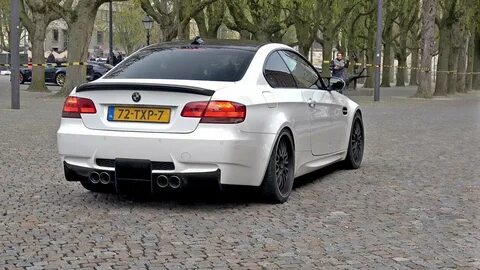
[57,118,276,186]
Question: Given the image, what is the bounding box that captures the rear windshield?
[105,47,255,81]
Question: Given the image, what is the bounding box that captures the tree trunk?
[456,35,468,93]
[299,44,311,58]
[176,17,190,40]
[364,23,376,88]
[473,30,480,90]
[364,49,375,88]
[253,31,270,42]
[416,0,436,98]
[447,42,459,95]
[410,48,419,86]
[321,39,333,78]
[396,34,408,86]
[466,30,475,91]
[381,41,392,87]
[27,24,48,92]
[296,24,313,58]
[434,26,450,96]
[240,30,251,40]
[57,6,98,96]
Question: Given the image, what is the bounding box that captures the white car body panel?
[57,43,360,186]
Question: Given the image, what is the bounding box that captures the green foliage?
[224,0,292,41]
[113,3,146,54]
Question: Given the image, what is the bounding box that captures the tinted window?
[264,52,296,88]
[279,51,321,89]
[105,47,255,81]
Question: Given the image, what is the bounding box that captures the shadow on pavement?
[77,163,342,207]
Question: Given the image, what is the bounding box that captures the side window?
[264,52,297,88]
[278,50,321,89]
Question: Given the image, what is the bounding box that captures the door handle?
[307,98,316,108]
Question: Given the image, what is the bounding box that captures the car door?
[278,50,337,156]
[263,51,311,159]
[44,65,56,82]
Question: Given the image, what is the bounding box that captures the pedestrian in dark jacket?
[117,53,123,63]
[108,53,118,66]
[329,52,349,80]
[46,53,56,63]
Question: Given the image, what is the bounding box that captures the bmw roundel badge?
[132,92,141,102]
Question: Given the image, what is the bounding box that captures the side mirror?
[328,77,346,93]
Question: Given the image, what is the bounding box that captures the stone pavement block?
[0,87,479,269]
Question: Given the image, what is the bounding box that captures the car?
[88,61,113,80]
[57,39,364,203]
[19,63,95,86]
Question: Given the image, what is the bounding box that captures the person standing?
[329,52,349,80]
[46,53,56,63]
[117,52,123,63]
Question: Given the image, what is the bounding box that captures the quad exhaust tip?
[169,176,182,189]
[99,172,111,185]
[89,171,100,184]
[156,175,169,188]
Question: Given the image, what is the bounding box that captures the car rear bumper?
[57,118,276,186]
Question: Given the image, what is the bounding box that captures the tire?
[261,130,295,203]
[80,180,114,193]
[55,72,66,86]
[344,113,364,169]
[19,73,24,84]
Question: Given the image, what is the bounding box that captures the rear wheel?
[55,72,66,86]
[80,180,114,193]
[261,130,295,203]
[19,73,24,84]
[344,113,364,169]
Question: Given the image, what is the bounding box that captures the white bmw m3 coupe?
[57,39,364,203]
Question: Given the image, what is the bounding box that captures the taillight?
[181,101,246,124]
[62,96,96,118]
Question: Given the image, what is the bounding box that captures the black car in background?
[88,61,113,80]
[19,64,95,86]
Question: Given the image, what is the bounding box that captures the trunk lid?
[75,79,233,133]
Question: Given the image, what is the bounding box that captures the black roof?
[144,39,267,52]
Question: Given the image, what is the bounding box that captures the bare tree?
[52,0,128,96]
[224,0,292,42]
[139,0,218,41]
[416,0,436,98]
[194,0,226,39]
[20,0,61,92]
[434,0,462,96]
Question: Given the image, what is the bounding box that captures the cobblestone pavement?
[1,82,479,269]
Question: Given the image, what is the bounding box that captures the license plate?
[107,106,171,123]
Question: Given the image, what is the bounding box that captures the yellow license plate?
[107,106,171,123]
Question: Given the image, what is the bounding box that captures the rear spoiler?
[75,82,215,96]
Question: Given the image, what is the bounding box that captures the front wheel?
[55,72,66,86]
[344,113,364,169]
[19,73,25,84]
[261,130,295,203]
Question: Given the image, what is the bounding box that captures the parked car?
[19,64,94,86]
[57,39,363,203]
[88,61,113,80]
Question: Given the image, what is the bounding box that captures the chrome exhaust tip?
[156,175,169,188]
[169,176,182,189]
[99,172,111,185]
[89,171,100,184]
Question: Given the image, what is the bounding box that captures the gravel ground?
[0,81,479,269]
